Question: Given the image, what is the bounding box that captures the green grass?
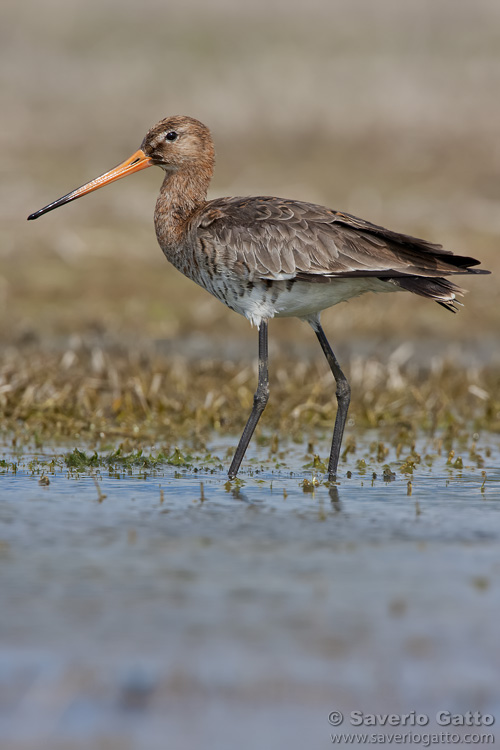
[0,345,498,456]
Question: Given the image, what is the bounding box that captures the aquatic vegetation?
[0,347,498,453]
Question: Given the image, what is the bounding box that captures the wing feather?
[192,196,484,282]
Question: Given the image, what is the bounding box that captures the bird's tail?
[389,276,465,313]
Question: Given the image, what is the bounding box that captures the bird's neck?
[154,166,211,252]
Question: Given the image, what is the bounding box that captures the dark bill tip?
[27,148,152,222]
[28,196,73,221]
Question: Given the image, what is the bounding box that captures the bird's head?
[28,116,214,221]
[141,116,215,173]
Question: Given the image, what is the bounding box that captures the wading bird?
[28,116,489,480]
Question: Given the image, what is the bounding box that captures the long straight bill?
[27,149,153,221]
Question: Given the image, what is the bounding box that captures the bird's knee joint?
[254,383,269,409]
[336,379,351,401]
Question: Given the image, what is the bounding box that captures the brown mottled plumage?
[28,116,489,480]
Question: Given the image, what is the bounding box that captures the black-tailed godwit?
[28,116,489,480]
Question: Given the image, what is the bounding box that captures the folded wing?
[196,196,483,282]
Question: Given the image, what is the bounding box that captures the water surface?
[1,434,500,749]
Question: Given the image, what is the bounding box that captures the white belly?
[227,277,399,327]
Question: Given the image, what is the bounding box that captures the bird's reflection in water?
[231,486,252,504]
[328,484,342,511]
[229,482,342,510]
[227,483,342,514]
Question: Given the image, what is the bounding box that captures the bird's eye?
[165,131,178,141]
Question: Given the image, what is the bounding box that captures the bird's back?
[176,196,487,318]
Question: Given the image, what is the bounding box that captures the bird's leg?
[228,320,269,479]
[310,319,351,480]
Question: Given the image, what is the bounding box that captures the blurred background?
[1,2,500,749]
[2,0,498,353]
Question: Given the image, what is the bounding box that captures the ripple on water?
[1,433,500,749]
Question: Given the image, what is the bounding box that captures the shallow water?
[1,434,500,750]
